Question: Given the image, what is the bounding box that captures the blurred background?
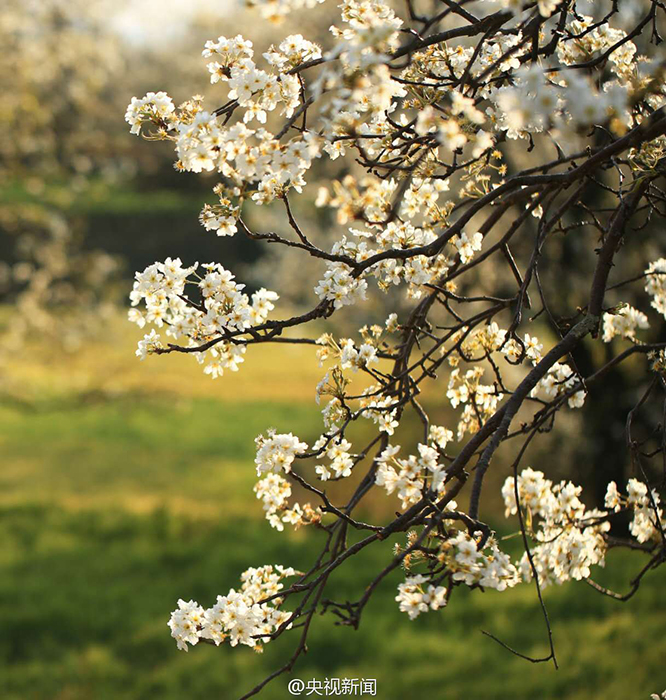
[0,1,664,698]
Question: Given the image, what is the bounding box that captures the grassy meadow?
[0,318,664,699]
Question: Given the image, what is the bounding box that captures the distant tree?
[0,0,129,363]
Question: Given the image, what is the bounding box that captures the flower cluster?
[440,531,520,591]
[312,436,355,481]
[129,259,279,377]
[253,473,291,530]
[254,470,322,530]
[312,327,401,438]
[452,231,483,264]
[556,15,637,78]
[124,91,176,136]
[447,367,504,440]
[314,261,369,308]
[395,574,447,619]
[602,304,650,343]
[395,468,666,619]
[645,258,666,318]
[650,348,666,376]
[252,431,323,530]
[328,0,403,69]
[394,526,520,620]
[168,565,296,651]
[605,479,665,544]
[530,362,586,409]
[601,256,666,344]
[375,426,452,507]
[503,469,610,586]
[316,334,381,375]
[125,39,322,231]
[255,430,308,475]
[245,0,325,23]
[314,196,483,302]
[357,390,400,435]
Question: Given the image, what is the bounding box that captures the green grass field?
[0,325,664,700]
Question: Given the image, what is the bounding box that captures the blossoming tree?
[0,0,128,366]
[125,0,666,695]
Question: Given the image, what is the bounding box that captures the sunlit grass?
[0,500,661,700]
[5,312,324,404]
